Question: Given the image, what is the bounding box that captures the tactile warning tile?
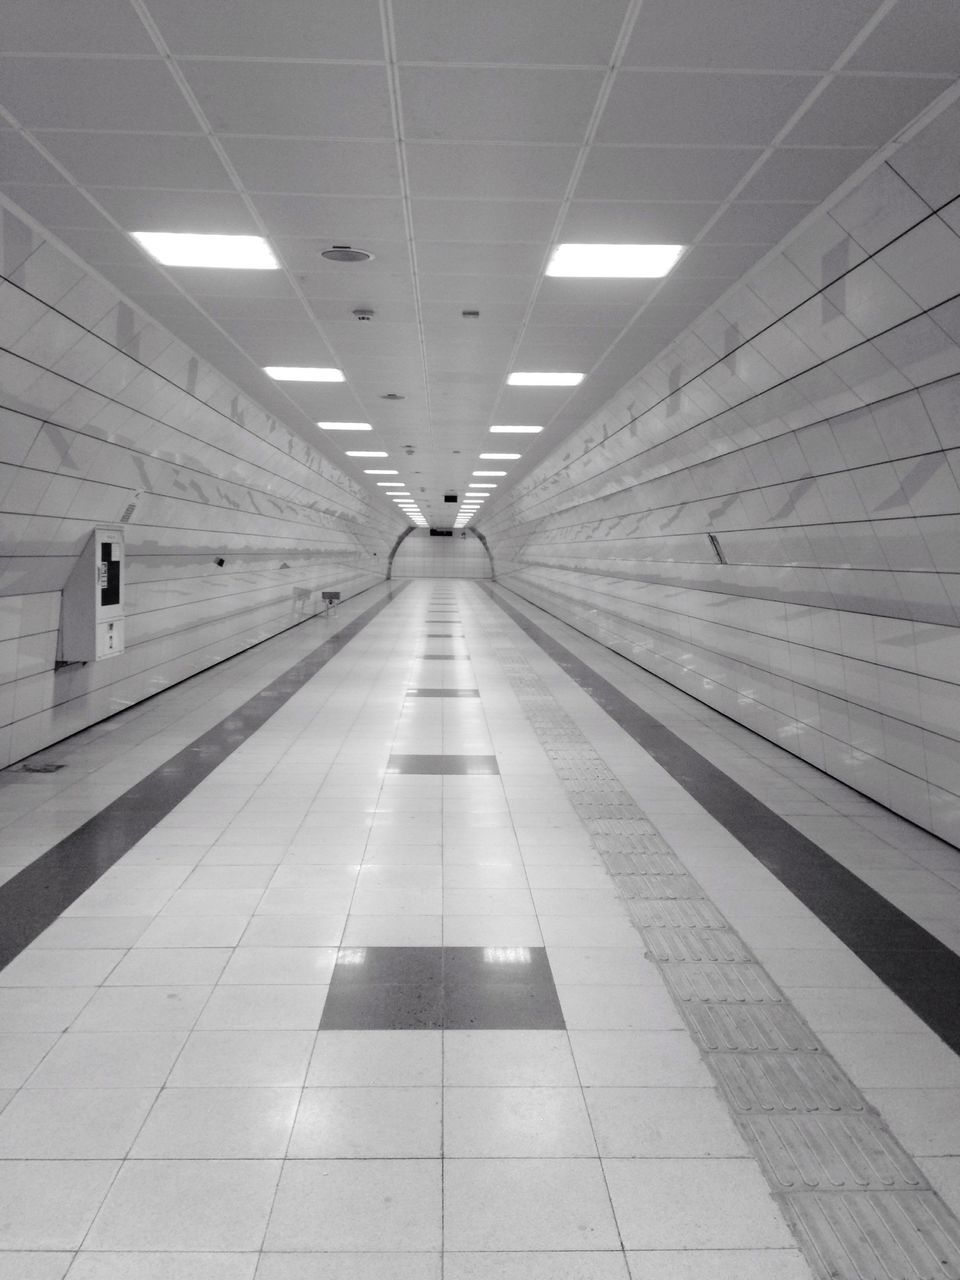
[783,1190,960,1279]
[480,614,960,1280]
[662,960,783,1003]
[682,1001,821,1053]
[741,1114,923,1191]
[712,1052,866,1115]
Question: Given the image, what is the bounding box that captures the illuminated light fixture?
[473,470,506,476]
[345,450,388,457]
[507,371,582,387]
[468,483,497,488]
[132,231,278,269]
[265,367,344,381]
[377,481,403,487]
[364,469,398,475]
[490,424,542,433]
[317,421,371,431]
[479,453,520,460]
[390,492,412,497]
[546,242,684,278]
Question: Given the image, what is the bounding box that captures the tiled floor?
[0,580,958,1278]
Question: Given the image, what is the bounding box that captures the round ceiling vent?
[321,245,374,263]
[380,392,405,401]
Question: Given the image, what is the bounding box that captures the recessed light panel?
[377,481,404,486]
[364,469,398,475]
[546,243,685,277]
[132,232,278,269]
[490,425,542,433]
[345,451,388,457]
[473,470,506,476]
[265,367,344,381]
[479,453,520,460]
[507,372,583,387]
[317,422,372,431]
[468,483,497,488]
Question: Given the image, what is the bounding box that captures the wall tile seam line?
[481,428,960,527]
[491,285,960,517]
[0,373,382,526]
[495,570,960,639]
[489,327,960,524]
[506,556,960,583]
[475,605,960,1242]
[0,274,377,516]
[0,579,398,775]
[486,582,960,836]
[0,582,408,956]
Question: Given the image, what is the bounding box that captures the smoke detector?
[381,392,405,401]
[321,245,373,263]
[353,307,375,321]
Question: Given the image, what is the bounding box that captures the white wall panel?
[483,99,960,846]
[0,201,400,768]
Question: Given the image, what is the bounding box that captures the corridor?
[0,581,959,1279]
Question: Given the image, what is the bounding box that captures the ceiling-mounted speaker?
[321,245,373,263]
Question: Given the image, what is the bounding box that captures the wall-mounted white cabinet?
[60,527,125,662]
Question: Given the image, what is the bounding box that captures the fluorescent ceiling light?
[377,481,403,487]
[479,453,520,460]
[345,450,388,457]
[473,470,506,476]
[132,231,278,269]
[265,367,344,381]
[490,425,542,433]
[468,483,497,488]
[546,242,684,278]
[508,371,582,387]
[364,469,398,475]
[317,422,371,431]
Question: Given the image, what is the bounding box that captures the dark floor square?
[420,653,469,660]
[425,632,464,638]
[387,754,499,775]
[406,688,480,698]
[319,946,564,1030]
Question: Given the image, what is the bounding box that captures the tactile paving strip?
[485,623,960,1280]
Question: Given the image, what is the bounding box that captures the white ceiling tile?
[739,147,875,201]
[91,189,257,235]
[38,132,229,190]
[417,273,536,304]
[622,0,879,70]
[420,299,526,325]
[704,202,817,244]
[4,183,109,229]
[598,71,818,146]
[202,297,312,322]
[296,269,416,304]
[406,142,578,199]
[0,130,74,184]
[414,241,542,276]
[846,0,960,74]
[219,324,336,366]
[179,61,393,139]
[785,75,952,147]
[575,146,763,201]
[308,297,419,324]
[515,325,625,365]
[45,226,146,265]
[2,0,156,53]
[151,0,384,59]
[393,0,630,65]
[560,199,716,242]
[399,67,604,144]
[535,277,663,313]
[675,244,768,279]
[175,270,299,299]
[251,194,406,239]
[223,138,401,196]
[0,56,197,131]
[411,200,560,244]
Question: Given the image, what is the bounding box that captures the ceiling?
[1,0,957,526]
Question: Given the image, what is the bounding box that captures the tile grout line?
[476,589,960,1280]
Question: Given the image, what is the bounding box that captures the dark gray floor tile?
[387,755,499,775]
[420,654,469,660]
[406,689,480,698]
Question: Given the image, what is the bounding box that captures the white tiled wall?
[483,100,960,846]
[0,200,401,769]
[391,529,492,579]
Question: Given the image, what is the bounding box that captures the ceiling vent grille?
[321,245,373,263]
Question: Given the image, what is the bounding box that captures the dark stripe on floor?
[0,584,406,970]
[487,584,960,1058]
